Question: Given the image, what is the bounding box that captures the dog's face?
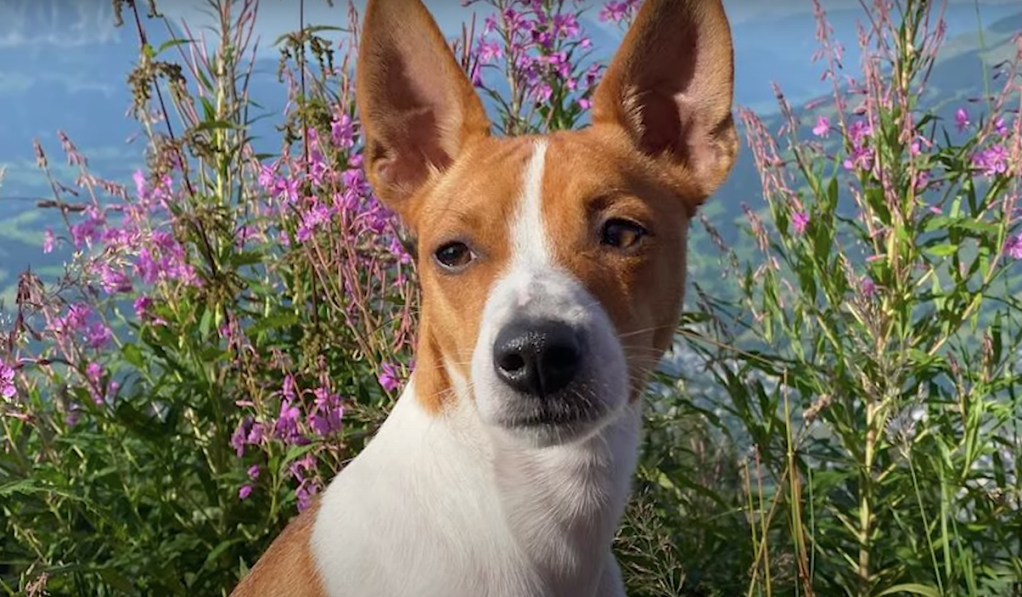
[357,0,736,446]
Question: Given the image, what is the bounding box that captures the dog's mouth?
[497,382,609,430]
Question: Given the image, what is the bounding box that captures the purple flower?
[954,108,970,132]
[247,465,261,480]
[482,14,499,35]
[43,228,55,254]
[0,362,16,399]
[476,39,502,63]
[331,113,356,149]
[133,295,152,320]
[257,164,276,189]
[599,0,639,23]
[296,481,318,512]
[296,200,335,243]
[274,398,304,445]
[85,362,108,405]
[847,119,872,145]
[133,248,160,285]
[308,387,344,437]
[531,82,553,103]
[50,303,93,340]
[247,422,265,445]
[85,362,104,384]
[65,405,81,427]
[812,116,830,138]
[378,362,401,393]
[1005,234,1022,260]
[97,264,133,295]
[861,276,877,298]
[993,116,1009,137]
[86,322,113,350]
[843,145,875,172]
[792,211,809,234]
[281,375,297,401]
[239,485,253,500]
[69,206,106,249]
[231,417,254,457]
[972,145,1008,177]
[551,13,579,38]
[341,167,368,197]
[914,169,931,191]
[133,169,148,198]
[387,237,412,265]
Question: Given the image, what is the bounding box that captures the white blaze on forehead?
[510,140,552,275]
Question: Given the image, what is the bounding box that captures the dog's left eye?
[600,219,647,250]
[434,241,475,271]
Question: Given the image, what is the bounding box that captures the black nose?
[493,320,583,398]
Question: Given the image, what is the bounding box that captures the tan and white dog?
[231,0,736,595]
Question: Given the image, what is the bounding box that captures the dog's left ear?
[592,0,737,205]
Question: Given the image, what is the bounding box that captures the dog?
[230,0,736,594]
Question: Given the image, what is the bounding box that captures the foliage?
[678,1,1022,595]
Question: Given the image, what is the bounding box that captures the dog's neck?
[369,368,642,593]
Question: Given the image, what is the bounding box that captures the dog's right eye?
[434,241,475,272]
[600,218,648,250]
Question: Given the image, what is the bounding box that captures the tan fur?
[230,499,325,597]
[409,136,537,411]
[592,0,737,201]
[355,0,491,211]
[539,128,700,402]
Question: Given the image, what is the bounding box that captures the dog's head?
[357,0,736,447]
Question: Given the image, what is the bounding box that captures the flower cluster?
[463,0,607,132]
[0,362,15,400]
[598,0,640,25]
[7,4,418,518]
[230,374,346,510]
[744,0,1020,267]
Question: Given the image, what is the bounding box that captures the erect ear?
[356,0,491,224]
[592,0,738,205]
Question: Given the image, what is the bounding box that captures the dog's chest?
[310,385,639,597]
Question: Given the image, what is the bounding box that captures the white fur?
[311,141,641,597]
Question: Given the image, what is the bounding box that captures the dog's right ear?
[356,0,491,225]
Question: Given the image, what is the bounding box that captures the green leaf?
[98,568,140,596]
[230,250,265,268]
[925,244,959,257]
[195,119,238,132]
[199,308,213,338]
[0,479,38,497]
[156,38,191,55]
[282,442,319,468]
[121,343,146,369]
[203,538,242,570]
[876,583,941,597]
[248,311,299,336]
[923,215,953,233]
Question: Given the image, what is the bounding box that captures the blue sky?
[2,0,1018,51]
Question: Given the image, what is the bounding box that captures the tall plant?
[1,0,416,593]
[686,0,1022,594]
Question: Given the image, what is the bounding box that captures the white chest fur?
[310,380,641,597]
